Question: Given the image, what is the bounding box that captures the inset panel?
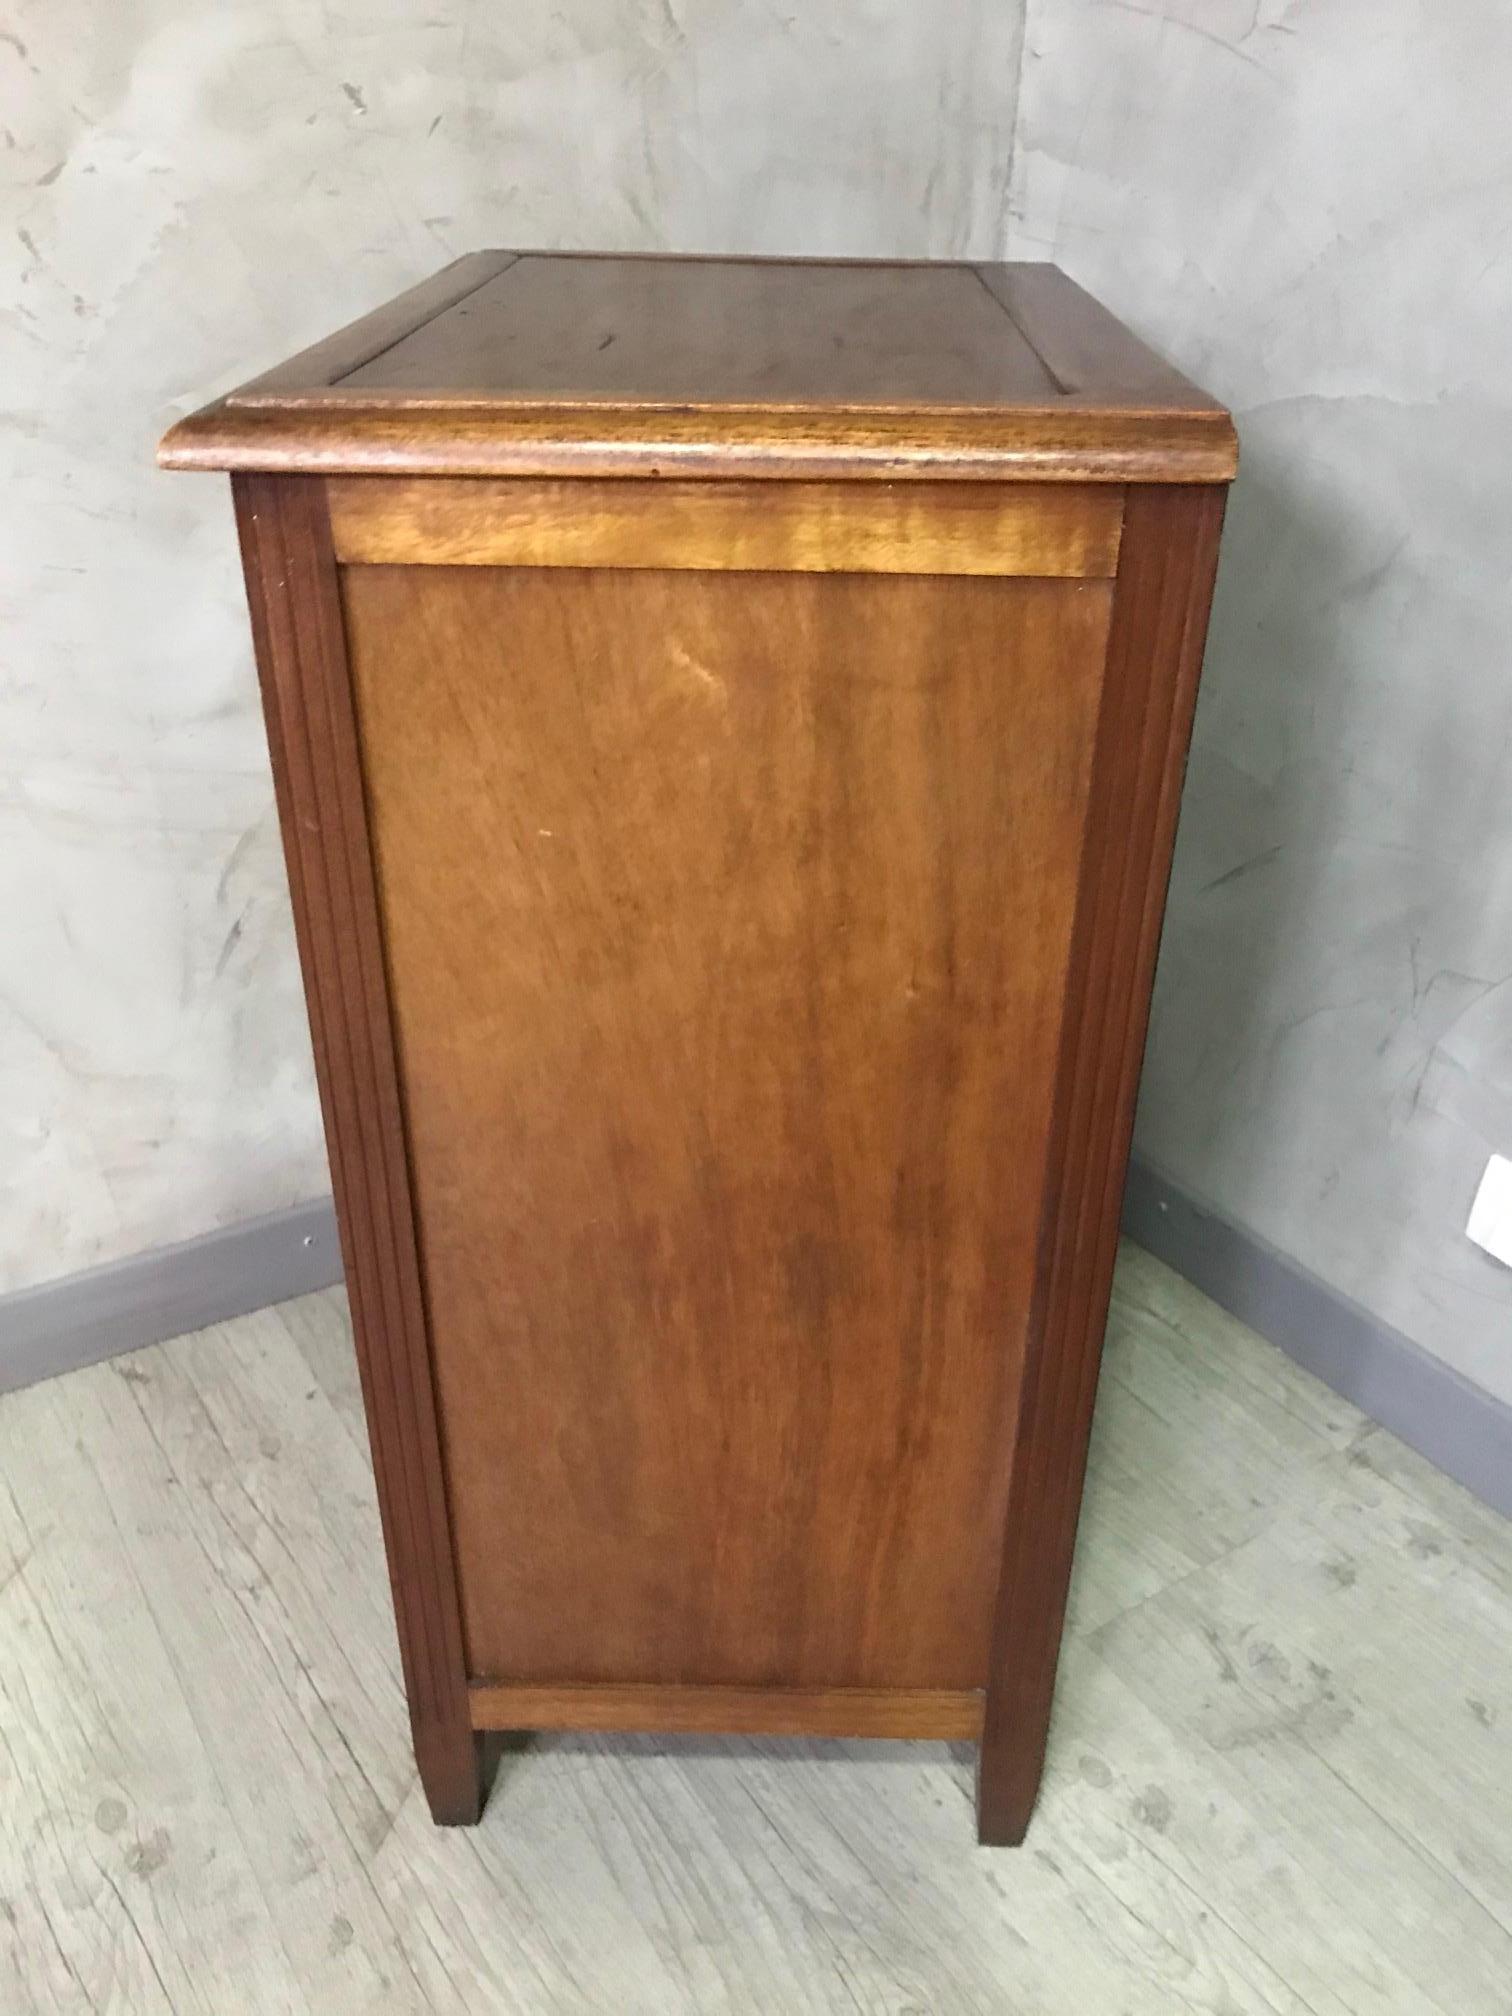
[342,563,1111,1690]
[336,254,1061,406]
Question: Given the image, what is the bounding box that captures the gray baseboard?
[1123,1155,1512,1520]
[5,1168,1508,1522]
[0,1199,343,1396]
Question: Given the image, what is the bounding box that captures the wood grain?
[233,252,519,396]
[468,1683,985,1740]
[232,474,482,1825]
[338,254,1061,405]
[975,265,1211,405]
[158,252,1239,484]
[340,562,1112,1695]
[164,256,1237,1845]
[161,394,1236,485]
[327,475,1124,576]
[977,484,1229,1846]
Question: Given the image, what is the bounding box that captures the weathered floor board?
[2,1242,1509,2013]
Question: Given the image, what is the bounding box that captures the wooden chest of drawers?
[161,252,1235,1844]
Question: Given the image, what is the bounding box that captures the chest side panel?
[340,558,1111,1690]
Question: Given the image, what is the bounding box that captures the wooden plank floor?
[2,1241,1509,2013]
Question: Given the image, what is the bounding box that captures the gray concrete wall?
[1,1,1020,1301]
[1010,0,1512,1401]
[9,2,1511,1417]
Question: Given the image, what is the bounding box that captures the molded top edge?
[158,253,1238,484]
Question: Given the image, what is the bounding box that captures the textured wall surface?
[1,1,1020,1297]
[10,2,1511,1417]
[1010,0,1512,1399]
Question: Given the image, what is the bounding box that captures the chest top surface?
[159,252,1236,484]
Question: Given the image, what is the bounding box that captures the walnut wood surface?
[468,1684,985,1740]
[977,484,1229,1846]
[163,399,1234,484]
[167,258,1233,1845]
[340,562,1111,1694]
[159,254,1238,484]
[327,475,1123,577]
[975,264,1205,403]
[343,255,1062,404]
[232,475,482,1826]
[236,252,519,396]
